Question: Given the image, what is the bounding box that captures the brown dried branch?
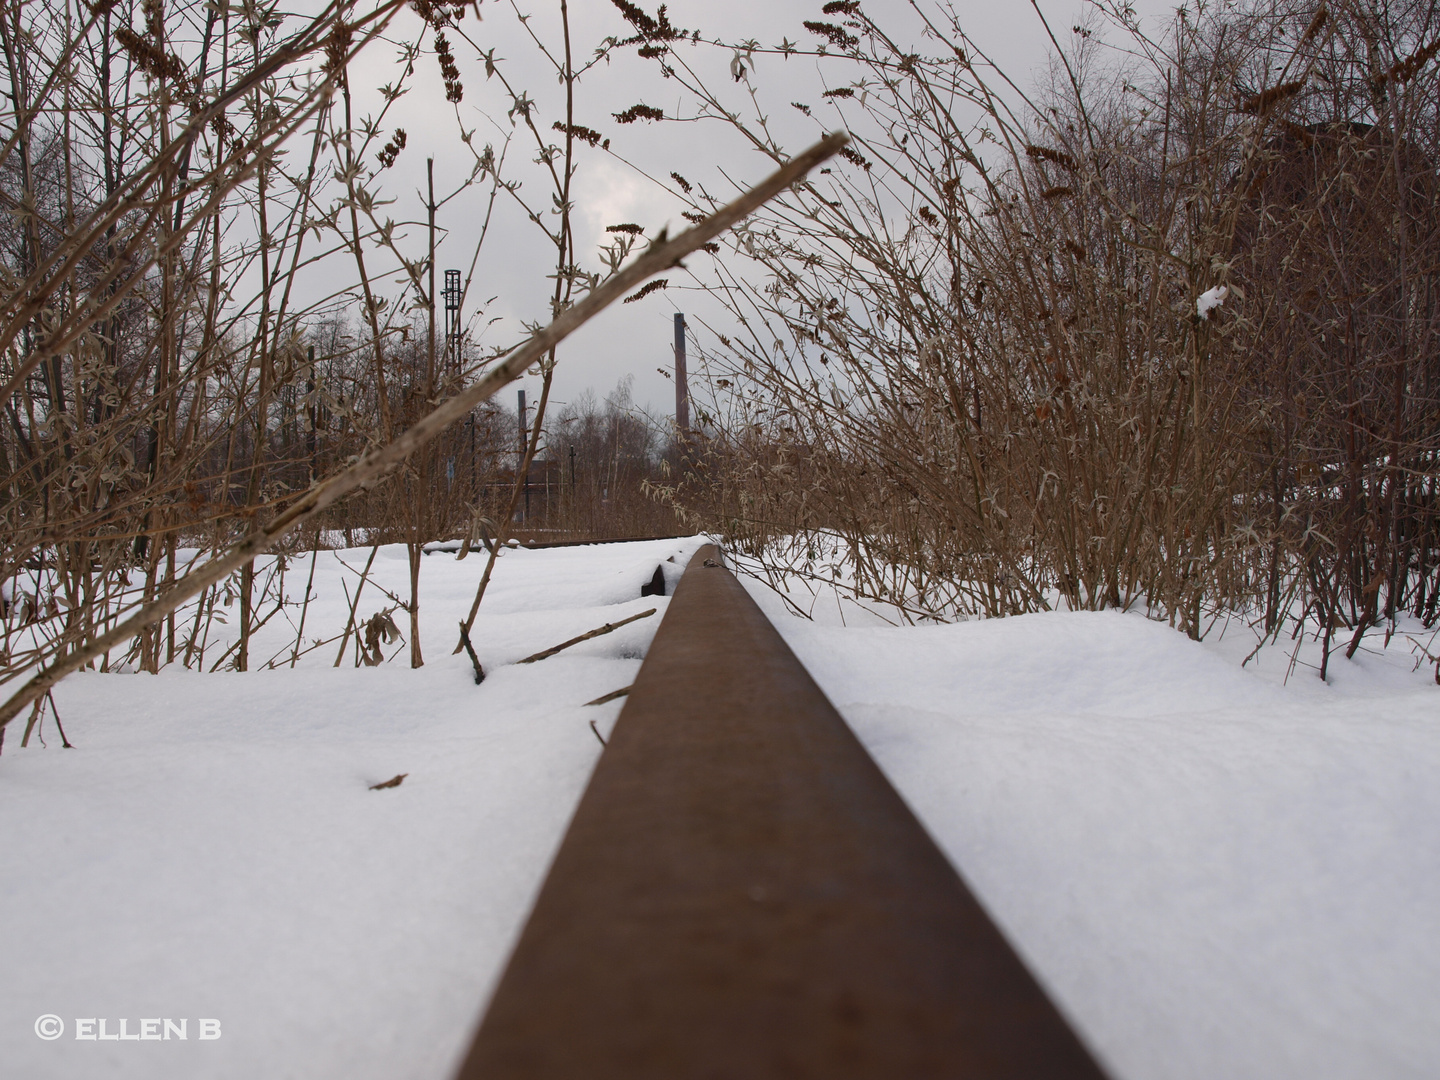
[516,609,655,665]
[0,131,849,730]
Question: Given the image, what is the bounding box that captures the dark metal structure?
[456,544,1109,1079]
[444,268,462,371]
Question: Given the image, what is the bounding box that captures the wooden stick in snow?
[584,685,633,706]
[517,610,655,666]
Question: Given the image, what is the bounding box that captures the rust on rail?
[455,543,1109,1079]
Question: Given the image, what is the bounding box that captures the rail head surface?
[456,544,1109,1079]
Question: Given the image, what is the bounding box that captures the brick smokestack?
[674,313,689,435]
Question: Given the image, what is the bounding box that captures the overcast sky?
[329,0,1178,424]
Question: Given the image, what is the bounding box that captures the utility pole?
[674,312,689,436]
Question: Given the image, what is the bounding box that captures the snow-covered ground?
[2,538,1437,1079]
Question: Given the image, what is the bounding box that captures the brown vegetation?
[643,1,1439,675]
[0,0,841,730]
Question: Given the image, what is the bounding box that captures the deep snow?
[2,538,1436,1080]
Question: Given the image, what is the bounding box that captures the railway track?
[455,543,1108,1079]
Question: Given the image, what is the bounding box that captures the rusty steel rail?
[455,544,1109,1079]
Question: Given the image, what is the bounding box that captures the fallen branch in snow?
[516,610,656,666]
[0,130,847,734]
[584,685,632,706]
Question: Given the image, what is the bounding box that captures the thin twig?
[334,545,379,667]
[48,691,72,748]
[516,608,655,665]
[584,685,632,706]
[290,546,320,668]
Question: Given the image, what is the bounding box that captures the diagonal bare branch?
[0,130,849,730]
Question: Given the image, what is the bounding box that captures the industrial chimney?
[674,313,689,435]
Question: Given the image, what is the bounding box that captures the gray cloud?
[297,0,1175,421]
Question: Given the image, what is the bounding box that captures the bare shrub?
[643,0,1440,665]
